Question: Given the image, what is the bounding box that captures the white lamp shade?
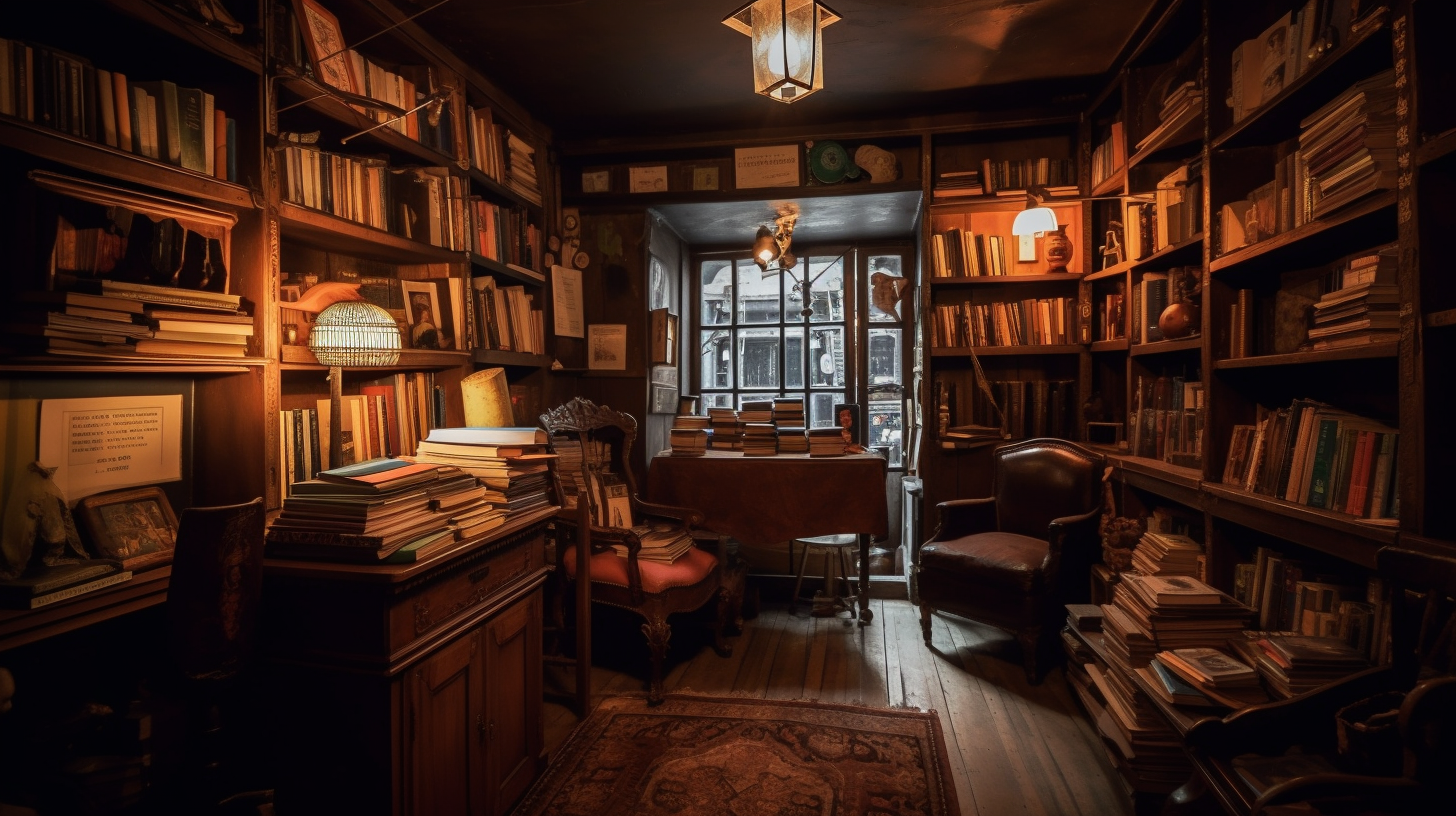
[724,0,840,103]
[308,300,402,367]
[1011,206,1060,237]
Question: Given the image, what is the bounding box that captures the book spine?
[27,571,133,609]
[291,408,305,488]
[1305,418,1340,508]
[308,407,322,479]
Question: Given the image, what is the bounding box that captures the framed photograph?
[587,324,627,370]
[582,170,611,193]
[401,280,446,350]
[649,308,678,366]
[692,166,720,191]
[734,145,800,188]
[629,165,668,193]
[650,384,677,415]
[78,486,178,571]
[293,0,360,94]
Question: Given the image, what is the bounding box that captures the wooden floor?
[540,598,1135,816]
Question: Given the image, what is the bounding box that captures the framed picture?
[649,308,678,365]
[629,165,668,193]
[78,486,178,571]
[734,145,800,188]
[292,0,360,94]
[401,280,446,350]
[587,324,627,370]
[650,384,677,414]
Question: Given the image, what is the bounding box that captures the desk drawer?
[388,535,542,659]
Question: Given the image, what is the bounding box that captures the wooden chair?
[1178,545,1456,816]
[915,438,1104,683]
[541,398,737,707]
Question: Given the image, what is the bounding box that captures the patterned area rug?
[513,694,960,816]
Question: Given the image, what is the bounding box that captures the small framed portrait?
[292,0,360,94]
[78,486,179,571]
[401,280,446,350]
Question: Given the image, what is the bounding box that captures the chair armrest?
[1046,505,1102,553]
[633,496,706,529]
[932,498,997,541]
[1186,666,1401,756]
[1256,774,1426,815]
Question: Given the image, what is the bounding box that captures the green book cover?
[1306,418,1340,508]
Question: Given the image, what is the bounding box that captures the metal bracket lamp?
[723,0,840,103]
[308,300,402,468]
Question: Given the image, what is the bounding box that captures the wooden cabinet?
[261,507,552,816]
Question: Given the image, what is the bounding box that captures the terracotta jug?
[1045,227,1074,272]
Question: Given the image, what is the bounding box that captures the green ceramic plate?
[808,141,858,184]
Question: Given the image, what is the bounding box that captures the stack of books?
[1154,647,1267,708]
[708,408,740,451]
[265,459,480,563]
[1306,283,1399,350]
[10,281,250,359]
[776,427,808,453]
[807,427,847,457]
[504,131,542,206]
[1135,81,1202,153]
[1116,574,1254,651]
[0,561,134,610]
[1081,659,1191,789]
[669,415,709,456]
[407,426,555,520]
[1300,70,1397,219]
[616,521,694,563]
[741,422,778,456]
[932,169,983,197]
[1130,532,1203,577]
[1134,657,1216,708]
[772,398,804,427]
[1228,633,1370,698]
[737,401,773,425]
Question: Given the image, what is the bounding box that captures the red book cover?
[361,384,400,458]
[1345,430,1375,517]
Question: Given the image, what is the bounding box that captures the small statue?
[1098,467,1143,574]
[1,461,91,579]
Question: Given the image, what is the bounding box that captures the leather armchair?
[916,438,1104,683]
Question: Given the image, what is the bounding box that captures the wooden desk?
[645,451,889,624]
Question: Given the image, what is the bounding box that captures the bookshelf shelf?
[1131,233,1203,271]
[471,255,545,284]
[280,345,470,370]
[928,273,1084,285]
[930,344,1084,357]
[1091,168,1126,198]
[1209,192,1397,276]
[1130,336,1202,357]
[928,192,1081,210]
[1201,483,1395,569]
[277,201,464,264]
[0,360,263,374]
[275,73,463,169]
[1127,106,1202,170]
[468,167,541,211]
[1416,127,1456,168]
[108,0,263,73]
[1085,257,1136,282]
[1212,19,1392,151]
[1090,339,1130,353]
[0,117,257,208]
[0,565,173,653]
[1425,308,1456,330]
[1213,342,1399,369]
[473,350,553,368]
[1111,453,1203,508]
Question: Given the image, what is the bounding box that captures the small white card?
[734,145,799,188]
[630,166,668,193]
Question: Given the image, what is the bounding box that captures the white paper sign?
[39,394,184,501]
[735,145,799,188]
[588,324,627,370]
[551,264,585,338]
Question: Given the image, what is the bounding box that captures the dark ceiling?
[411,0,1161,144]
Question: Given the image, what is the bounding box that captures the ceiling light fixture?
[722,0,840,104]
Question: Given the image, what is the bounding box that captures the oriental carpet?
[511,694,960,816]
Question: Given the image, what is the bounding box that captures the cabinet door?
[406,629,488,816]
[483,590,543,813]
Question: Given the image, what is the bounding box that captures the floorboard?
[538,599,1134,816]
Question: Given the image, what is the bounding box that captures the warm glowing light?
[724,1,840,103]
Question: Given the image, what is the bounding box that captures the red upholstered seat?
[919,532,1049,593]
[564,545,717,594]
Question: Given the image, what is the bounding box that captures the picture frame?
[734,144,800,189]
[77,486,179,571]
[629,165,668,193]
[400,280,446,350]
[587,323,627,370]
[292,0,360,95]
[650,384,677,414]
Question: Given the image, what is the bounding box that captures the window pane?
[784,327,804,390]
[868,386,905,467]
[701,393,734,411]
[809,326,845,388]
[868,255,907,323]
[808,392,843,429]
[806,255,845,323]
[738,392,779,409]
[700,329,732,390]
[736,328,781,390]
[700,260,733,326]
[868,328,902,386]
[736,259,781,324]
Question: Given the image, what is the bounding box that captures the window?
[694,247,911,467]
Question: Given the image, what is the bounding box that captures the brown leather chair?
[916,438,1104,683]
[541,398,736,707]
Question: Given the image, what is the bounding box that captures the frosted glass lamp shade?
[308,301,402,367]
[1011,206,1060,237]
[461,367,514,427]
[723,0,840,103]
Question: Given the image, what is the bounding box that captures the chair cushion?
[919,532,1050,593]
[565,545,718,594]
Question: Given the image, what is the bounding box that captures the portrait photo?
[78,486,179,571]
[401,280,447,350]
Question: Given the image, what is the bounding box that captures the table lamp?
[308,300,402,468]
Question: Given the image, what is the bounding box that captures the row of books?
[1229,0,1359,125]
[933,374,1078,441]
[278,146,469,250]
[928,228,1021,277]
[469,198,541,273]
[5,280,249,360]
[466,105,505,182]
[1220,398,1398,522]
[341,53,456,157]
[1150,162,1201,252]
[1090,121,1126,189]
[930,158,1076,197]
[1095,282,1127,342]
[928,297,1078,348]
[1128,375,1203,468]
[504,131,541,207]
[0,38,237,182]
[1231,546,1388,663]
[471,275,544,354]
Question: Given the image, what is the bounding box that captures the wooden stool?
[791,534,859,618]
